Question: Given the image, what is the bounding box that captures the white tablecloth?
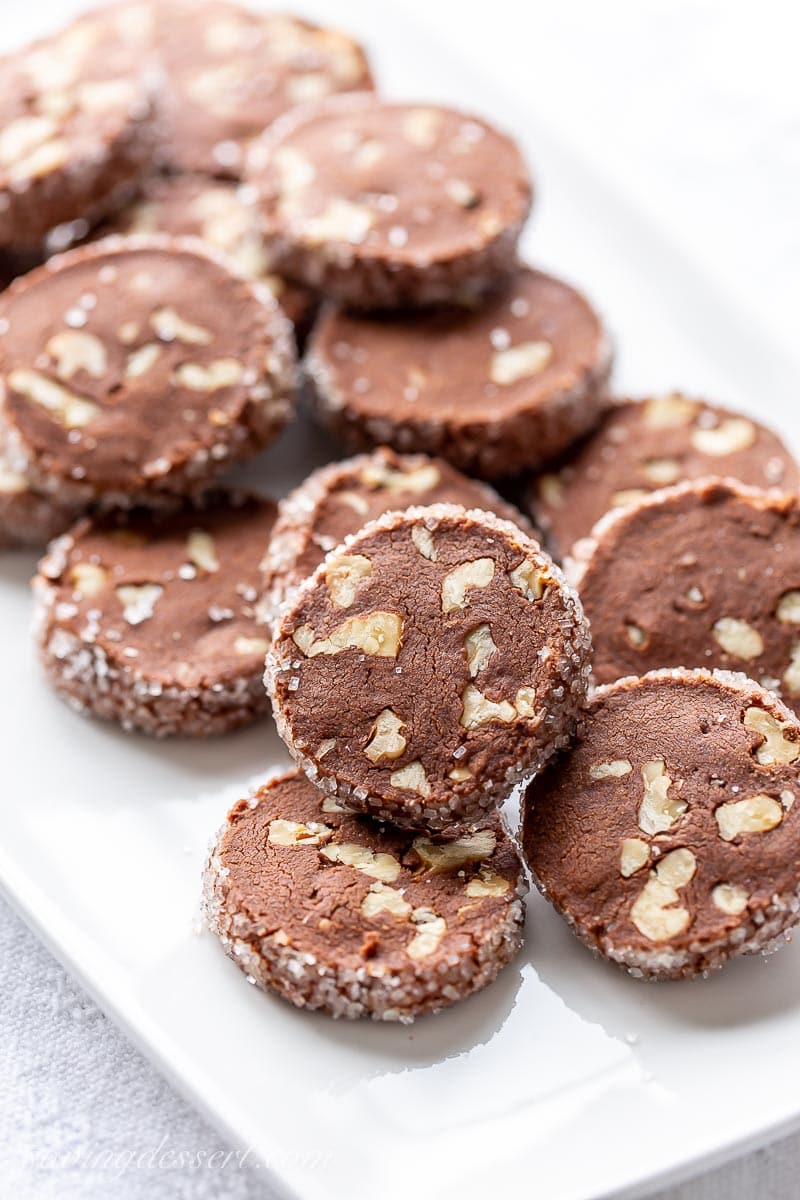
[4,1,799,1196]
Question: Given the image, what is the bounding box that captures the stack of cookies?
[5,0,800,1020]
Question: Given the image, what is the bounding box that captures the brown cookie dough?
[0,449,82,550]
[89,174,316,340]
[33,492,276,737]
[529,394,799,559]
[572,479,800,709]
[0,234,296,508]
[0,14,160,249]
[203,768,526,1020]
[249,96,532,309]
[305,267,611,477]
[522,668,800,979]
[266,504,591,831]
[128,0,374,177]
[258,448,532,625]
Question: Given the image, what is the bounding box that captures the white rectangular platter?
[3,3,800,1199]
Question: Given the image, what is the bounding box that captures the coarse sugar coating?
[571,478,800,712]
[0,235,296,508]
[33,492,277,737]
[87,173,316,342]
[249,96,532,309]
[88,0,374,177]
[528,394,799,559]
[522,668,800,979]
[266,503,592,831]
[305,267,611,477]
[202,767,526,1021]
[258,447,533,625]
[0,12,160,249]
[0,447,83,550]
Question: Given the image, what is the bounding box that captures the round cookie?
[266,503,591,831]
[141,0,373,176]
[305,268,611,477]
[33,492,277,736]
[0,235,296,508]
[572,479,800,709]
[250,96,532,309]
[203,768,526,1021]
[259,448,532,624]
[529,394,799,559]
[0,14,159,249]
[522,668,800,979]
[89,173,316,340]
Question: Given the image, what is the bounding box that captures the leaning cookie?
[259,448,531,624]
[0,235,296,509]
[266,504,591,831]
[33,492,276,736]
[305,267,611,477]
[0,14,160,250]
[203,768,526,1021]
[529,394,799,559]
[249,96,532,309]
[522,668,800,979]
[570,479,800,712]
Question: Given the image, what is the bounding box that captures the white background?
[3,1,800,1197]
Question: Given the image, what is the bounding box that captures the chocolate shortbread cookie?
[572,480,800,709]
[203,768,525,1020]
[140,0,373,176]
[250,96,532,309]
[34,492,276,737]
[267,504,591,830]
[522,669,800,979]
[529,394,799,558]
[259,448,531,624]
[88,174,316,339]
[305,268,611,477]
[0,14,159,249]
[0,235,296,508]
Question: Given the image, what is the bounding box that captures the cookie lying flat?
[529,394,799,558]
[0,14,159,249]
[572,480,800,709]
[522,668,800,979]
[34,493,276,736]
[85,174,316,340]
[0,235,296,508]
[250,96,532,309]
[139,0,373,176]
[267,504,591,831]
[259,448,531,624]
[305,268,611,477]
[203,768,525,1021]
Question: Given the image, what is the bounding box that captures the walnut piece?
[410,524,436,561]
[186,530,219,573]
[490,341,552,386]
[590,759,632,780]
[776,591,800,624]
[320,842,401,882]
[465,867,510,898]
[125,343,162,379]
[46,331,108,381]
[407,908,446,959]
[691,417,756,456]
[234,636,269,656]
[325,553,372,608]
[630,848,696,942]
[464,623,497,677]
[402,108,442,148]
[173,358,244,391]
[509,559,548,601]
[150,306,213,345]
[744,706,800,765]
[460,683,515,729]
[638,759,686,835]
[441,557,495,613]
[8,369,100,429]
[643,457,681,485]
[361,882,411,919]
[364,708,407,763]
[390,760,432,798]
[115,582,163,626]
[783,643,800,696]
[69,562,107,597]
[293,611,403,658]
[268,818,333,847]
[360,461,440,494]
[712,617,764,660]
[304,198,375,244]
[619,837,649,878]
[412,829,496,874]
[711,883,749,915]
[642,394,697,428]
[716,794,783,841]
